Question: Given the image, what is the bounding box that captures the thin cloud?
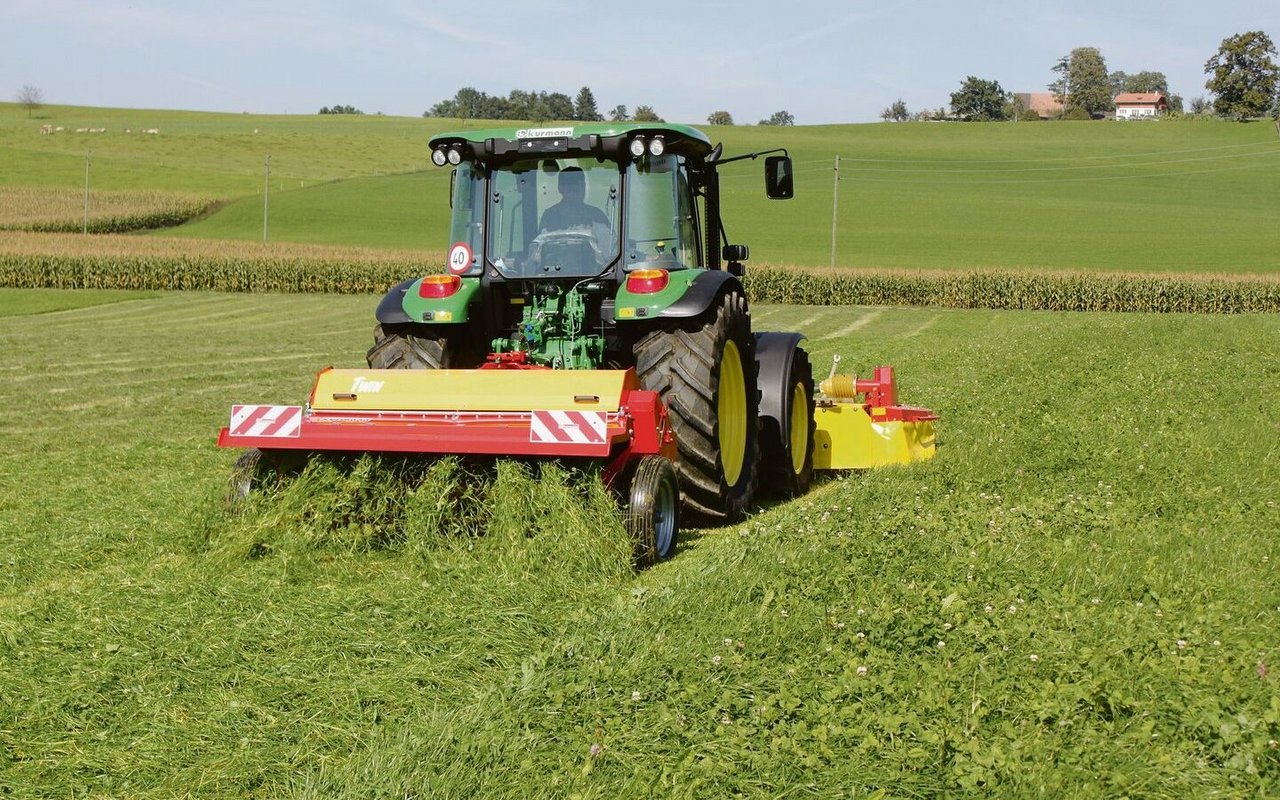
[388,4,514,49]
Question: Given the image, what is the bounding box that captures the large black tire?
[759,346,815,498]
[633,291,759,523]
[626,456,679,568]
[366,323,480,369]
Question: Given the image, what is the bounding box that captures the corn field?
[746,265,1280,314]
[0,232,438,294]
[2,232,1277,312]
[0,188,219,234]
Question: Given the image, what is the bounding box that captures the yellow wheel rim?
[789,381,809,475]
[718,340,747,487]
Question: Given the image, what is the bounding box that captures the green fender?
[614,270,744,321]
[376,276,481,324]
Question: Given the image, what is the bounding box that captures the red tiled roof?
[1115,93,1167,105]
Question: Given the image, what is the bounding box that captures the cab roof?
[429,122,715,165]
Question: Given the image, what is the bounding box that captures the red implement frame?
[217,372,676,487]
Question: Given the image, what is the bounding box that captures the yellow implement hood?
[308,368,631,413]
[812,403,938,470]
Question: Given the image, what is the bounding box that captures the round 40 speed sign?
[448,242,473,275]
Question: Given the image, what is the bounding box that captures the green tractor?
[367,123,814,525]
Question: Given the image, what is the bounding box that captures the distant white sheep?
[142,128,159,134]
[40,124,53,134]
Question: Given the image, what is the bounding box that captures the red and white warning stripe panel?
[530,410,607,445]
[228,405,303,438]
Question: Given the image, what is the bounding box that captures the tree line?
[424,86,794,127]
[423,86,650,123]
[883,30,1279,123]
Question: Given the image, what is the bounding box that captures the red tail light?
[419,274,461,298]
[626,268,669,294]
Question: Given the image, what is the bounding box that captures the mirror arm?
[712,147,789,167]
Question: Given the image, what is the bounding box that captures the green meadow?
[2,103,1277,271]
[0,289,1277,796]
[1,101,1277,796]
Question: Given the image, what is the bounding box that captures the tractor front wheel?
[626,456,679,568]
[226,448,305,509]
[760,346,815,498]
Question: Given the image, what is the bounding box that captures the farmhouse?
[1013,92,1064,119]
[1115,92,1169,120]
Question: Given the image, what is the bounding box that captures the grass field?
[1,289,1277,796]
[3,103,1278,271]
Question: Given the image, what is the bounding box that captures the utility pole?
[830,155,840,268]
[83,151,91,234]
[262,154,271,243]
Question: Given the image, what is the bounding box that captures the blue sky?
[4,0,1277,123]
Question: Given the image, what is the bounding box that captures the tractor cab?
[433,124,730,285]
[376,123,793,370]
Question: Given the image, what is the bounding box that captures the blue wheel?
[627,456,680,568]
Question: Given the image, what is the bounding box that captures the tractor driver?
[539,167,610,233]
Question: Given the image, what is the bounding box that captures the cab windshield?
[485,158,621,279]
[625,154,698,270]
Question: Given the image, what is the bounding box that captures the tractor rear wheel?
[759,346,815,498]
[633,290,759,523]
[366,323,480,369]
[627,456,679,568]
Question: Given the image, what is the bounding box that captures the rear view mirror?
[765,155,794,199]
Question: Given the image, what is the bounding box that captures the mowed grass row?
[0,290,1277,796]
[4,103,1279,271]
[2,232,1278,312]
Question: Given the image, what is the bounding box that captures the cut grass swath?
[218,454,633,582]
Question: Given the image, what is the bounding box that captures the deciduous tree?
[1205,31,1279,120]
[609,104,629,122]
[758,110,794,126]
[880,99,909,122]
[1051,47,1111,116]
[949,77,1010,121]
[633,105,663,122]
[16,85,43,117]
[425,87,505,119]
[542,92,574,121]
[706,110,734,125]
[1121,70,1169,94]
